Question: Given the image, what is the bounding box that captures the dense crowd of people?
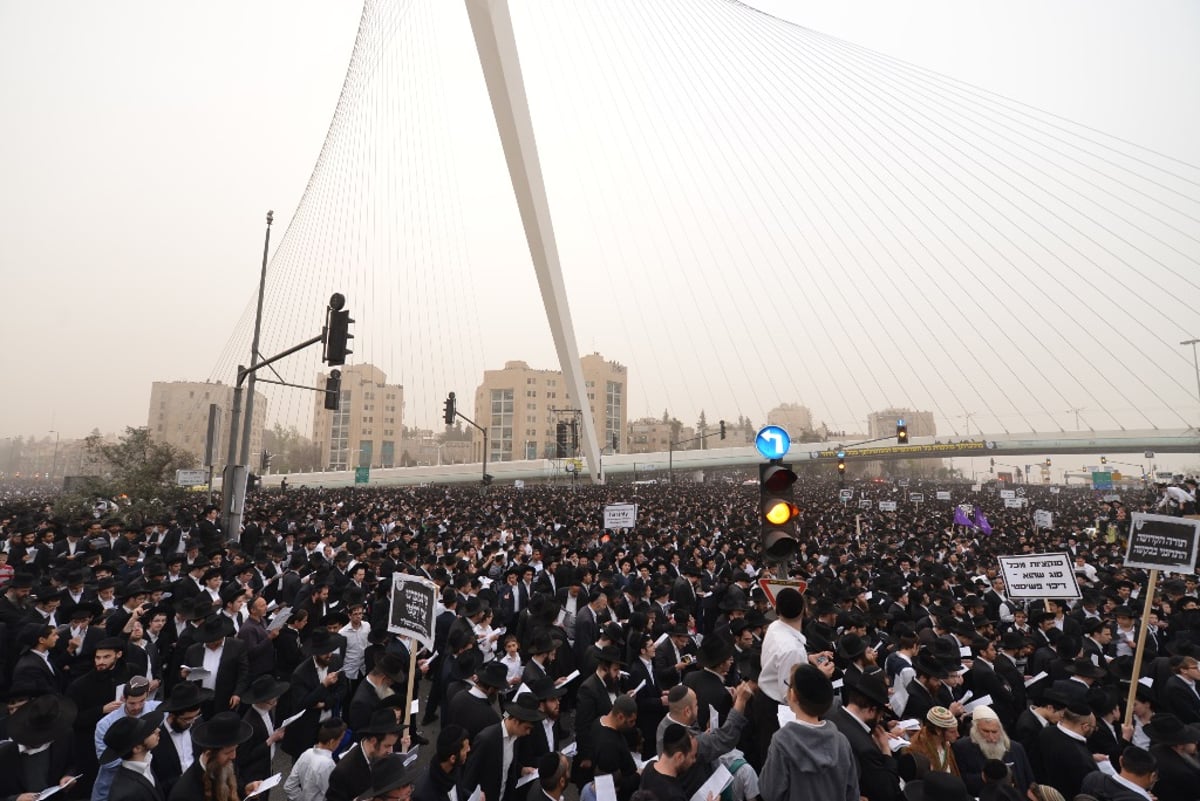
[0,473,1198,801]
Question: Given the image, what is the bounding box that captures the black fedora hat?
[1144,713,1200,746]
[845,669,891,710]
[839,634,868,662]
[241,675,291,705]
[476,661,511,689]
[913,650,949,680]
[67,600,103,621]
[194,616,228,644]
[353,753,416,801]
[595,645,626,667]
[1065,657,1107,680]
[192,711,253,750]
[505,692,547,723]
[358,707,405,737]
[100,710,165,762]
[696,636,734,669]
[7,694,77,748]
[371,652,408,684]
[527,630,557,655]
[528,677,567,701]
[161,681,213,712]
[303,628,340,657]
[902,772,973,801]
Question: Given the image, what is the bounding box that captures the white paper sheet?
[182,667,211,682]
[776,706,794,729]
[516,771,539,788]
[1139,677,1154,688]
[115,684,125,702]
[1024,672,1048,688]
[36,775,82,800]
[896,719,921,731]
[688,764,732,801]
[709,705,720,728]
[964,695,994,713]
[267,608,293,632]
[561,741,578,757]
[559,670,581,685]
[246,773,281,797]
[595,775,617,801]
[280,709,306,728]
[631,679,646,695]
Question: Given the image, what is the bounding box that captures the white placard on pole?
[997,552,1081,599]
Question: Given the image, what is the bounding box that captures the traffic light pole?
[238,211,273,479]
[449,408,490,489]
[222,332,324,540]
[668,422,726,484]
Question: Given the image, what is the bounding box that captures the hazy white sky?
[2,0,1198,446]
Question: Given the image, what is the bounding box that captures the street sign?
[757,578,807,607]
[1124,513,1200,573]
[176,469,208,487]
[603,503,638,529]
[1092,471,1114,490]
[755,426,791,460]
[1033,509,1053,529]
[355,466,370,484]
[997,553,1080,599]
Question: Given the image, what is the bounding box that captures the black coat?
[149,720,189,798]
[413,761,459,801]
[237,707,277,784]
[348,676,387,733]
[12,649,62,695]
[462,723,522,801]
[446,690,501,742]
[1079,772,1146,801]
[183,638,250,714]
[1036,724,1097,800]
[1161,675,1200,724]
[683,668,732,730]
[326,743,372,801]
[827,705,903,801]
[281,655,348,758]
[966,659,1018,731]
[575,674,614,762]
[0,739,76,801]
[1150,743,1200,801]
[109,765,165,801]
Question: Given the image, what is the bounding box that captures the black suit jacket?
[683,668,732,730]
[238,707,277,784]
[575,674,614,762]
[109,764,165,801]
[446,690,501,742]
[348,675,385,733]
[462,723,521,801]
[326,743,372,801]
[827,705,902,801]
[966,659,1018,730]
[1151,743,1200,801]
[12,649,62,695]
[0,739,76,801]
[281,655,348,758]
[1036,724,1098,799]
[183,637,250,713]
[1162,675,1200,724]
[150,721,188,798]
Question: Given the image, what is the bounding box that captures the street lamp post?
[1182,339,1200,412]
[48,430,60,481]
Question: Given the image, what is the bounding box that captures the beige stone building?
[867,407,936,439]
[471,353,628,462]
[147,381,266,470]
[398,428,472,467]
[627,418,696,454]
[767,403,813,438]
[312,363,404,470]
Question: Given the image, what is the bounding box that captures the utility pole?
[239,211,273,474]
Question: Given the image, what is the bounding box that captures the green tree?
[57,427,197,520]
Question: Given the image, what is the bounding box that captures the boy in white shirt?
[284,717,346,801]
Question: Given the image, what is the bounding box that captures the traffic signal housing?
[1100,456,1108,466]
[323,294,354,366]
[324,370,341,411]
[760,461,799,561]
[897,418,908,445]
[719,420,726,440]
[443,392,456,425]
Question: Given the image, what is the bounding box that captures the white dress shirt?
[759,619,809,703]
[201,643,223,691]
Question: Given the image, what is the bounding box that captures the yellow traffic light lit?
[759,461,799,561]
[764,499,798,526]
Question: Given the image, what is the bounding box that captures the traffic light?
[324,370,341,411]
[482,473,494,486]
[1101,456,1108,466]
[837,449,847,478]
[760,461,799,561]
[322,294,354,366]
[260,450,272,472]
[1045,458,1052,468]
[556,422,568,458]
[443,392,456,425]
[719,420,726,440]
[990,457,995,474]
[897,418,908,445]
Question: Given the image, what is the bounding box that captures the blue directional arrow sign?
[755,425,791,460]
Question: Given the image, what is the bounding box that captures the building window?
[489,388,514,462]
[525,441,538,460]
[606,381,623,452]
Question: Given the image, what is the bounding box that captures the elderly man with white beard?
[951,706,1036,797]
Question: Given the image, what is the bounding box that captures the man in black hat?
[0,694,79,801]
[515,677,568,768]
[101,709,167,801]
[237,674,291,784]
[827,671,903,801]
[447,660,507,741]
[1145,714,1200,801]
[1036,701,1099,798]
[414,725,469,801]
[182,616,250,716]
[168,710,259,801]
[151,682,212,796]
[574,645,626,785]
[349,652,407,733]
[353,752,417,801]
[326,707,405,801]
[653,622,698,688]
[966,637,1019,732]
[684,635,735,730]
[573,589,607,667]
[281,628,349,760]
[462,693,545,801]
[1049,657,1106,706]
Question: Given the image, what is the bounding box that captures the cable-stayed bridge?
[208,0,1200,491]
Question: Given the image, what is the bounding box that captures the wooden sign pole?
[1123,569,1158,728]
[403,636,420,727]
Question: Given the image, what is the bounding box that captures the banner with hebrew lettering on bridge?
[997,552,1081,599]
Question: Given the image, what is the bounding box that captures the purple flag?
[974,506,992,535]
[954,506,973,527]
